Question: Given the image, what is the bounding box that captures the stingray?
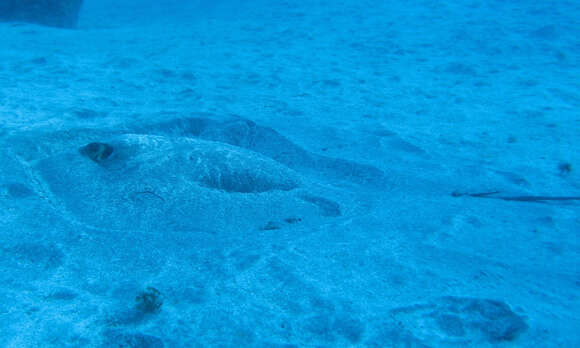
[34,134,343,233]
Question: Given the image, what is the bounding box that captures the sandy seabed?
[0,1,578,347]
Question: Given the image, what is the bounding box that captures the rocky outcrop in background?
[0,0,83,28]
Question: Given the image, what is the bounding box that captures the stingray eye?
[79,142,114,163]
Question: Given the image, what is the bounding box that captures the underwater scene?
[0,0,579,347]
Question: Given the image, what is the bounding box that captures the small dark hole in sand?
[558,162,572,176]
[79,142,114,163]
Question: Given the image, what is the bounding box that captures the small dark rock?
[136,287,163,314]
[284,217,302,224]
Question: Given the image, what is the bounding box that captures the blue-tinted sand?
[0,0,578,347]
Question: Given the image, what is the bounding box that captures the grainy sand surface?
[0,1,578,346]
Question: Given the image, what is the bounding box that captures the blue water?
[1,1,579,347]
